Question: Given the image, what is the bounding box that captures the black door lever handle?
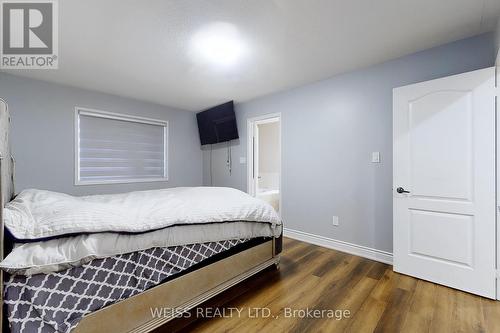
[396,187,410,194]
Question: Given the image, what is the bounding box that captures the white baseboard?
[283,228,393,265]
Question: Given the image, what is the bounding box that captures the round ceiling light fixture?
[190,22,248,68]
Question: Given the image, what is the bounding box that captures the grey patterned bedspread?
[4,239,247,333]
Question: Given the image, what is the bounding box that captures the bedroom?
[0,0,500,332]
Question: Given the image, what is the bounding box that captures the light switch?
[332,216,339,226]
[239,157,247,164]
[371,152,380,163]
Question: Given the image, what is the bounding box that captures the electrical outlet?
[332,216,339,226]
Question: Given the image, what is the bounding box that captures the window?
[75,107,168,185]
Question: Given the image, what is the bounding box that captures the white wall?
[0,73,203,196]
[258,121,280,191]
[258,122,280,174]
[202,33,496,253]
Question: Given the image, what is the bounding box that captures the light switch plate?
[332,216,339,226]
[239,157,247,164]
[371,152,380,163]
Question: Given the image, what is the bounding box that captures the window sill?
[74,177,169,186]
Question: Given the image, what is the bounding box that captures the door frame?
[247,113,282,216]
[496,61,500,300]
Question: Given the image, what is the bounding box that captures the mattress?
[4,238,249,333]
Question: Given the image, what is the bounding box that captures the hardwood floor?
[157,237,500,333]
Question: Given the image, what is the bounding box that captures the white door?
[393,67,496,298]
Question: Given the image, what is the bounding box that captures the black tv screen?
[196,101,239,145]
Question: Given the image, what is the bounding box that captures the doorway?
[247,114,281,215]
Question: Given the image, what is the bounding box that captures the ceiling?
[4,0,500,111]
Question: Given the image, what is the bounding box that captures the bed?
[0,99,282,333]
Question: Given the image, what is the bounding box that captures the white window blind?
[75,108,168,185]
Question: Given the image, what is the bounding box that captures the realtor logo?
[1,0,58,69]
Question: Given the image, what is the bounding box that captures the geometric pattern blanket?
[4,239,247,333]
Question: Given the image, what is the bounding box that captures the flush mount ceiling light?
[190,22,248,68]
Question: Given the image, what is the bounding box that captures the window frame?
[74,107,169,185]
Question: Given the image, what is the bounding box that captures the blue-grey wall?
[203,32,496,253]
[0,74,203,195]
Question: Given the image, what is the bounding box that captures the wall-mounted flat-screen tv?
[196,101,239,145]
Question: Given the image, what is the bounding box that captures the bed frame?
[0,99,281,332]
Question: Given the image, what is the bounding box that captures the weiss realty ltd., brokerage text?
[151,307,351,320]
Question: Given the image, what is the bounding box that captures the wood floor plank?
[157,238,500,333]
[401,279,437,332]
[373,287,414,333]
[480,296,500,333]
[258,255,366,333]
[428,283,455,333]
[369,268,398,303]
[452,290,487,333]
[366,262,389,281]
[312,251,348,278]
[293,259,378,333]
[344,296,387,333]
[313,275,379,333]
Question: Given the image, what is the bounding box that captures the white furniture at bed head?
[0,99,14,209]
[0,98,15,333]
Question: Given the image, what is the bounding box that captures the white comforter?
[2,221,281,275]
[4,187,281,240]
[1,187,282,275]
